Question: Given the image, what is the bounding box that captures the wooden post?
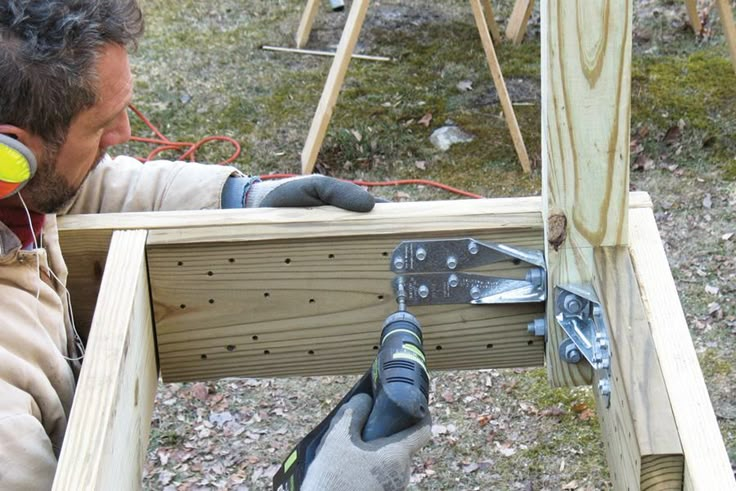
[469,0,532,173]
[716,0,736,74]
[480,0,503,43]
[301,0,370,174]
[505,0,535,45]
[593,247,683,489]
[541,0,632,386]
[684,0,703,35]
[629,209,736,490]
[296,0,322,49]
[53,230,157,490]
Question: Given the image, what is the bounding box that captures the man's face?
[22,43,133,213]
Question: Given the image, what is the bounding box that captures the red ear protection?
[0,133,38,200]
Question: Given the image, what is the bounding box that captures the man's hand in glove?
[245,175,375,211]
[302,393,432,491]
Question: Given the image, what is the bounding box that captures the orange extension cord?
[128,104,484,199]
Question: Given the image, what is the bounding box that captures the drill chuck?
[362,310,429,441]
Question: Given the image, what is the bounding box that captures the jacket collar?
[0,220,22,258]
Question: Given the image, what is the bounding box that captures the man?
[0,1,430,489]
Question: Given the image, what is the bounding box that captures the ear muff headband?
[0,133,38,199]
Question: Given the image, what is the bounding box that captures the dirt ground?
[121,0,736,489]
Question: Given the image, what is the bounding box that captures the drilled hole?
[486,343,494,349]
[252,335,259,341]
[226,345,236,352]
[180,304,186,309]
[308,350,315,355]
[527,340,534,345]
[381,251,389,256]
[264,292,270,298]
[309,298,315,304]
[177,261,184,266]
[209,299,215,304]
[228,258,235,263]
[201,354,207,360]
[436,345,443,350]
[377,295,384,300]
[284,258,291,264]
[207,271,214,276]
[372,345,379,350]
[512,258,521,265]
[328,254,335,259]
[263,350,271,355]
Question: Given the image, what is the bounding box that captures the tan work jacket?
[0,155,238,489]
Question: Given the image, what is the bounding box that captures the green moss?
[699,349,733,377]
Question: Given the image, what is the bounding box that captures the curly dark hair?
[0,0,144,146]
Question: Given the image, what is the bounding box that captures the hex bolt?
[527,318,547,337]
[562,293,585,315]
[525,268,543,287]
[393,257,405,270]
[415,247,427,261]
[467,241,479,255]
[446,256,458,270]
[448,274,459,288]
[470,286,481,300]
[598,379,611,398]
[600,357,611,370]
[418,284,430,298]
[561,342,582,364]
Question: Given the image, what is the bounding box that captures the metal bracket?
[390,238,546,306]
[554,285,612,407]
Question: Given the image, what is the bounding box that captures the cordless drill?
[272,281,430,490]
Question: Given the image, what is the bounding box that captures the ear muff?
[0,133,37,200]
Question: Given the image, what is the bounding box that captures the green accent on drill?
[382,328,421,345]
[402,342,426,362]
[393,352,427,373]
[372,358,379,385]
[284,449,298,472]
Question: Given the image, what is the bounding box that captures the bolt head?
[415,247,427,261]
[418,285,430,298]
[467,241,479,255]
[563,343,581,364]
[448,274,459,288]
[393,257,405,270]
[470,286,481,300]
[598,379,611,397]
[446,256,458,269]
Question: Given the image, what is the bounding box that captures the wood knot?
[548,213,567,251]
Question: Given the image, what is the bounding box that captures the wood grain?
[541,0,632,387]
[716,0,736,74]
[629,208,736,490]
[53,231,157,490]
[594,247,683,491]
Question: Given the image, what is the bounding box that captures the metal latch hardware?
[390,238,546,306]
[555,285,612,407]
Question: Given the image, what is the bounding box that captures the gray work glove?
[245,175,375,212]
[302,393,432,491]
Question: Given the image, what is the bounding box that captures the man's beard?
[23,147,106,214]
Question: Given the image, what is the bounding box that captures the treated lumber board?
[684,0,702,34]
[148,227,545,381]
[593,247,683,491]
[629,208,736,490]
[295,0,321,48]
[53,230,157,490]
[57,194,652,339]
[505,0,535,44]
[301,0,370,173]
[716,0,736,74]
[480,0,502,43]
[541,0,632,387]
[469,0,532,173]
